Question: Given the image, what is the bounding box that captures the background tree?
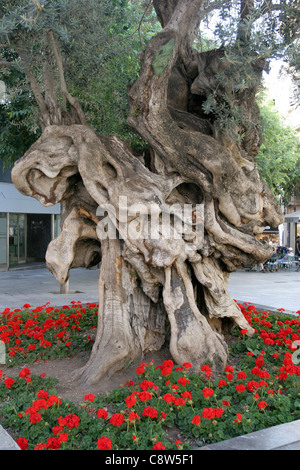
[0,0,159,161]
[255,94,300,206]
[0,51,39,167]
[2,0,299,384]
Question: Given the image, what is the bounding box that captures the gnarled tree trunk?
[11,0,283,385]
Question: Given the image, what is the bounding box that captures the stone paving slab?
[228,270,300,314]
[200,420,300,450]
[0,425,20,450]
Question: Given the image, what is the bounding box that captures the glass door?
[0,213,7,268]
[9,214,26,266]
[18,214,26,263]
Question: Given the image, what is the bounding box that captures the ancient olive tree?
[2,0,299,384]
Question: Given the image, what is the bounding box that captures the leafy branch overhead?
[0,0,161,155]
[1,1,299,154]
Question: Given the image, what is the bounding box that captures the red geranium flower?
[182,362,192,369]
[181,391,192,400]
[58,432,68,443]
[202,387,214,398]
[138,391,152,402]
[201,364,212,378]
[16,437,28,450]
[177,376,190,386]
[127,412,140,422]
[19,367,31,379]
[63,414,80,429]
[202,408,215,419]
[218,379,227,387]
[257,400,268,409]
[109,413,125,427]
[237,371,247,379]
[97,436,112,450]
[47,395,61,406]
[222,400,230,407]
[46,436,61,450]
[174,397,186,406]
[246,380,260,392]
[140,379,155,391]
[4,377,14,389]
[163,393,175,403]
[84,393,95,402]
[153,442,166,450]
[34,442,47,450]
[37,390,49,400]
[191,415,201,425]
[142,406,158,419]
[136,362,148,375]
[30,412,42,424]
[125,394,137,408]
[31,398,48,411]
[234,413,243,423]
[52,426,64,435]
[97,408,108,419]
[215,408,224,418]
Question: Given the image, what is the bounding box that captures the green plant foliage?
[0,0,161,162]
[0,49,40,167]
[255,94,300,204]
[0,302,98,366]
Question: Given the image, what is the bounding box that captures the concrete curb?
[0,425,20,450]
[199,419,300,450]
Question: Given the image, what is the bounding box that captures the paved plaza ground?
[0,265,299,314]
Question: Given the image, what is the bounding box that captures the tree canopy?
[0,0,161,164]
[255,93,300,205]
[1,1,299,162]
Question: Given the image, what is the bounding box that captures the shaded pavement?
[0,265,299,314]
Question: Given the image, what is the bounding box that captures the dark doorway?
[26,214,51,262]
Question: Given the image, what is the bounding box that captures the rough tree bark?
[11,0,284,385]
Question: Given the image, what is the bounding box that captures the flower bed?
[0,301,300,450]
[0,301,98,365]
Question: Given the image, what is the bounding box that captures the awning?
[0,183,60,215]
[284,209,300,223]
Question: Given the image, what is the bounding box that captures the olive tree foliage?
[0,0,159,158]
[2,0,300,384]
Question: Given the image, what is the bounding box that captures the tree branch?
[0,59,17,68]
[47,30,87,126]
[127,0,283,233]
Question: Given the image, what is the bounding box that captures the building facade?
[284,184,300,252]
[0,161,60,271]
